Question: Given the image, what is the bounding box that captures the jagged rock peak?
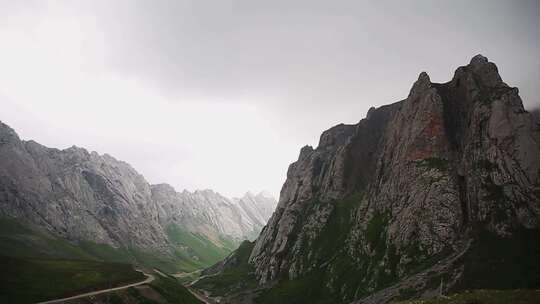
[318,123,356,148]
[366,106,377,119]
[460,54,505,87]
[243,191,256,198]
[151,183,177,194]
[408,71,432,98]
[0,120,21,143]
[469,53,489,66]
[256,190,275,199]
[299,145,314,158]
[241,55,540,303]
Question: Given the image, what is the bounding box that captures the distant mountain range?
[194,55,540,303]
[0,122,276,272]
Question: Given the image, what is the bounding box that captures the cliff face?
[0,125,167,251]
[151,185,277,243]
[0,123,276,269]
[246,55,540,302]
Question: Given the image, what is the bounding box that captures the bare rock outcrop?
[245,55,540,303]
[0,123,167,251]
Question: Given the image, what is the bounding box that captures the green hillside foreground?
[56,270,203,304]
[0,216,236,273]
[193,240,258,296]
[0,255,146,303]
[0,217,207,303]
[396,289,540,304]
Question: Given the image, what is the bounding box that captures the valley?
[2,2,539,304]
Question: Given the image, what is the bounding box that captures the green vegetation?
[366,210,389,248]
[396,289,540,304]
[255,193,383,304]
[0,216,232,274]
[193,240,258,296]
[415,157,449,171]
[124,287,161,304]
[0,255,145,304]
[253,192,445,304]
[255,272,331,304]
[0,217,97,260]
[458,228,540,290]
[77,241,133,263]
[175,270,202,284]
[397,287,417,301]
[166,224,236,271]
[150,271,203,304]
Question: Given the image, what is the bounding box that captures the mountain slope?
[152,185,276,244]
[196,55,540,303]
[0,122,276,272]
[0,124,167,251]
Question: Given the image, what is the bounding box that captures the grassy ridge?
[0,255,145,304]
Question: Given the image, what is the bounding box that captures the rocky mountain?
[233,191,277,229]
[0,124,168,251]
[531,107,540,124]
[195,55,540,303]
[0,122,276,271]
[152,185,277,243]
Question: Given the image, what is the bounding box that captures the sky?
[1,1,539,199]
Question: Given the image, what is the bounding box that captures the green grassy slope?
[149,271,203,304]
[0,217,97,260]
[456,228,540,290]
[166,223,237,271]
[254,193,372,304]
[0,217,239,273]
[193,240,258,296]
[396,289,540,304]
[0,255,146,304]
[53,270,204,304]
[0,217,216,303]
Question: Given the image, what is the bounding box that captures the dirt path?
[36,271,155,304]
[188,272,219,286]
[173,270,201,278]
[186,286,216,304]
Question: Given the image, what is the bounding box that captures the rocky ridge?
[0,123,276,269]
[152,185,276,243]
[198,55,540,303]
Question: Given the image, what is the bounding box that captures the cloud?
[1,0,539,197]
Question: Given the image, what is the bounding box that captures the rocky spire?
[242,55,540,303]
[466,54,505,87]
[408,71,432,99]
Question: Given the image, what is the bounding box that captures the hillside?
[0,121,276,273]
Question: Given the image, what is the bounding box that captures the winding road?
[35,271,155,304]
[186,286,216,304]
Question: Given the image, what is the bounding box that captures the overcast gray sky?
[1,0,539,198]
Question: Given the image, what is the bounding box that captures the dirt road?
[35,271,155,304]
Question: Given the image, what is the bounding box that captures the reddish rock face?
[247,55,540,302]
[406,113,445,161]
